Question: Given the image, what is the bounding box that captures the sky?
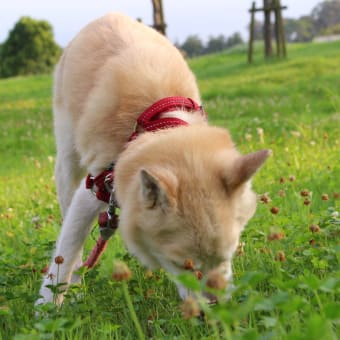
[0,0,322,47]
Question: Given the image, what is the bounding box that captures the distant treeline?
[176,33,244,58]
[275,0,339,42]
[177,0,340,58]
[1,0,339,78]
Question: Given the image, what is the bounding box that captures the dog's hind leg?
[36,179,106,305]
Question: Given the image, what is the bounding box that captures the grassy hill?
[0,41,339,339]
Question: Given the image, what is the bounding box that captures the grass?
[0,41,339,339]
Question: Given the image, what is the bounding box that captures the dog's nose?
[202,291,218,305]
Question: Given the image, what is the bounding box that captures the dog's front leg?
[36,179,105,305]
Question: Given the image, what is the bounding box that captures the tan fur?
[115,126,257,273]
[37,13,269,305]
[54,12,201,173]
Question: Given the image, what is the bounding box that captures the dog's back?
[54,13,202,173]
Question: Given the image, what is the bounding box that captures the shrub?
[0,16,61,78]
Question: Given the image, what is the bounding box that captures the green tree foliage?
[225,32,244,47]
[321,22,340,35]
[284,16,315,42]
[179,32,243,58]
[249,0,340,43]
[0,17,61,78]
[311,0,340,33]
[283,0,340,42]
[179,35,204,58]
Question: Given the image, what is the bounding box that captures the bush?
[0,17,61,78]
[321,23,340,35]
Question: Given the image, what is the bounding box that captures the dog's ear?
[226,149,271,189]
[140,169,169,209]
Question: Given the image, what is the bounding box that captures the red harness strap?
[85,168,113,203]
[83,97,204,269]
[129,96,204,141]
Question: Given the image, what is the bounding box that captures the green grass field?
[0,41,339,339]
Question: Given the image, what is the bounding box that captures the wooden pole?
[248,1,255,64]
[247,0,287,63]
[263,0,273,58]
[151,0,166,35]
[248,2,256,63]
[273,0,281,56]
[277,0,287,57]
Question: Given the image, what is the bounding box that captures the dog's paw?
[70,272,81,285]
[35,285,64,307]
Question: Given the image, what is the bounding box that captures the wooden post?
[273,0,281,56]
[248,2,256,63]
[263,0,273,58]
[151,0,166,35]
[247,1,287,62]
[277,0,287,57]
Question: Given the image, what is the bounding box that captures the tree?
[226,32,244,47]
[284,16,314,42]
[321,22,340,35]
[0,17,61,78]
[311,0,340,34]
[179,35,204,58]
[205,35,227,54]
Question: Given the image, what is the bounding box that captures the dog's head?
[115,125,270,300]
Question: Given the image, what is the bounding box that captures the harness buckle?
[104,173,113,192]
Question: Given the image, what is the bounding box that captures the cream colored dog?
[37,13,269,305]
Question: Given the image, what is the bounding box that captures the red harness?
[83,96,204,268]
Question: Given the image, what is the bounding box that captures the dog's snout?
[202,291,218,305]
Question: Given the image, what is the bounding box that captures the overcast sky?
[1,1,322,46]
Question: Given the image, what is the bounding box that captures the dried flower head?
[206,269,227,290]
[300,189,310,197]
[289,175,296,182]
[334,192,340,199]
[183,259,194,271]
[270,206,279,214]
[181,296,200,320]
[259,193,271,204]
[194,271,203,280]
[275,251,286,262]
[47,273,55,280]
[309,224,320,233]
[112,261,132,281]
[321,194,329,201]
[278,189,286,197]
[236,242,245,255]
[304,199,311,206]
[54,256,64,265]
[309,239,316,246]
[267,231,285,241]
[279,177,286,184]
